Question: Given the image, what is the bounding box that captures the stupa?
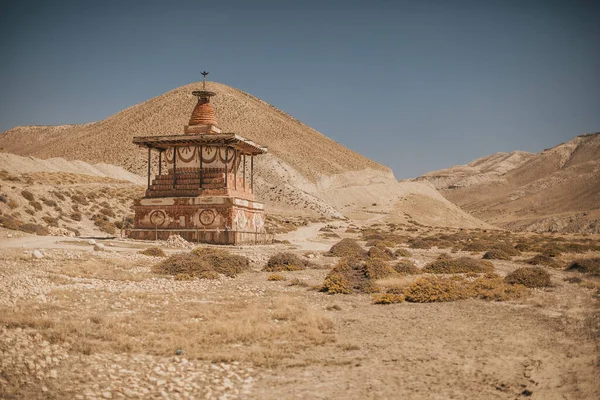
[127,72,268,245]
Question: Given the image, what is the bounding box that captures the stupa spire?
[185,70,219,133]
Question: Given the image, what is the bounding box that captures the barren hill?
[0,81,490,228]
[419,133,600,233]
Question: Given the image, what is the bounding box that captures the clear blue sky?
[1,0,599,178]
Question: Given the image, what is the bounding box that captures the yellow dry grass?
[0,290,334,367]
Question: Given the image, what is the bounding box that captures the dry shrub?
[140,247,166,257]
[408,235,453,250]
[423,254,494,274]
[20,190,34,201]
[505,267,551,288]
[566,258,600,276]
[540,245,562,257]
[321,259,367,294]
[526,254,560,268]
[50,191,65,201]
[471,273,527,301]
[461,242,489,252]
[394,248,412,257]
[403,276,474,302]
[154,249,249,279]
[363,259,395,280]
[153,253,217,280]
[100,207,116,218]
[288,278,309,287]
[71,194,89,205]
[366,239,396,248]
[372,293,405,304]
[42,215,59,227]
[393,259,420,275]
[515,242,534,252]
[491,243,521,256]
[368,246,394,261]
[0,215,22,230]
[70,211,82,221]
[263,252,310,272]
[403,274,525,303]
[482,249,512,260]
[29,201,42,211]
[327,238,366,258]
[267,274,286,281]
[18,223,50,235]
[192,248,250,277]
[43,199,58,208]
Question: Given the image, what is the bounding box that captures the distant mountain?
[418,133,600,233]
[0,81,489,229]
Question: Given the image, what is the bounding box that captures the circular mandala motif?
[149,210,166,226]
[199,209,216,226]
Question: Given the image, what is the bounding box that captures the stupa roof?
[133,133,267,155]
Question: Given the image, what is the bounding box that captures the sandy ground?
[0,223,599,399]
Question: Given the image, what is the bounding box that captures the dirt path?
[277,222,333,252]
